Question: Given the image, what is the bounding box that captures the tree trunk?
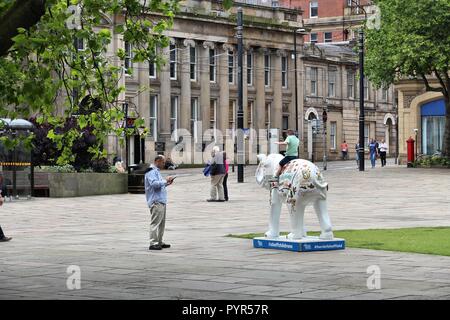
[442,97,450,158]
[0,0,46,57]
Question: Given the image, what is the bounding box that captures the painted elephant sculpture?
[255,154,334,240]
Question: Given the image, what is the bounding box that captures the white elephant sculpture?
[255,154,334,240]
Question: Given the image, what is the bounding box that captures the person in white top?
[379,139,388,167]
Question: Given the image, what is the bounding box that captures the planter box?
[46,172,127,197]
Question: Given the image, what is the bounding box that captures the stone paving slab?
[1,159,450,299]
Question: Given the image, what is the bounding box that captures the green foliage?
[365,0,450,88]
[414,155,450,168]
[0,0,179,164]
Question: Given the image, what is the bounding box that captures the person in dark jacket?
[223,152,229,201]
[207,146,226,202]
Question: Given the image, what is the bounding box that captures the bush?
[30,117,111,172]
[414,155,450,168]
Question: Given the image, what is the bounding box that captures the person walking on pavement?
[223,152,229,202]
[145,155,175,250]
[207,146,226,202]
[355,140,360,169]
[341,140,349,160]
[369,139,378,169]
[379,139,388,167]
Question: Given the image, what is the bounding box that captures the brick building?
[280,0,373,43]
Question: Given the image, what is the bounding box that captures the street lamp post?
[122,102,129,172]
[322,109,328,170]
[237,7,244,183]
[358,28,365,172]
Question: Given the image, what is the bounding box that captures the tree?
[365,0,450,157]
[0,0,179,164]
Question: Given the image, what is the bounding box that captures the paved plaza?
[1,159,450,300]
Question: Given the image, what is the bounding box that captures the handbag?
[203,163,211,177]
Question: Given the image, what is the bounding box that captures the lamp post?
[414,128,418,160]
[349,0,368,172]
[236,7,244,183]
[358,28,365,172]
[322,109,328,170]
[122,102,129,172]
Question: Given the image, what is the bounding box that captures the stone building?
[105,0,396,165]
[299,42,396,161]
[395,79,447,163]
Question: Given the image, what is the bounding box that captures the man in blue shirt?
[145,155,175,250]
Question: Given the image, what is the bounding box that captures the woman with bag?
[206,146,226,202]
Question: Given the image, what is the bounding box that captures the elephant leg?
[265,189,282,238]
[313,198,334,240]
[287,201,306,240]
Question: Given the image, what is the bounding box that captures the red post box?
[406,137,415,167]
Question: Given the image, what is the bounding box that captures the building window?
[330,122,337,149]
[170,96,178,141]
[170,43,177,80]
[74,37,84,51]
[150,95,158,140]
[247,53,253,86]
[209,49,217,82]
[281,56,288,88]
[124,41,132,74]
[364,123,370,147]
[347,70,355,98]
[191,97,199,141]
[282,115,289,139]
[265,102,271,131]
[247,101,254,128]
[149,61,156,78]
[328,69,336,97]
[421,99,446,155]
[310,33,318,44]
[210,99,217,141]
[364,78,369,100]
[228,51,235,84]
[310,67,318,96]
[264,53,271,87]
[324,32,333,43]
[382,87,388,101]
[310,1,318,18]
[190,46,197,81]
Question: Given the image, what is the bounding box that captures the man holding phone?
[145,155,175,250]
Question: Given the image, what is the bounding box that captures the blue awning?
[421,99,446,116]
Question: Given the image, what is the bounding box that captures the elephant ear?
[257,154,267,163]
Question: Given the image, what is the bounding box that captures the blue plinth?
[253,236,345,252]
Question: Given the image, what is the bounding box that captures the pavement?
[1,159,450,300]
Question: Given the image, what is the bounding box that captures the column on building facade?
[201,41,214,140]
[180,39,195,134]
[287,49,296,132]
[272,50,284,130]
[159,43,171,141]
[297,46,305,156]
[255,47,266,132]
[218,43,232,141]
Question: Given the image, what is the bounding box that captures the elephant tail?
[312,176,328,190]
